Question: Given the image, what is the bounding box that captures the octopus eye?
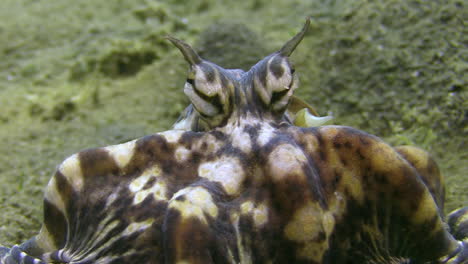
[252,18,309,112]
[186,78,195,85]
[167,35,231,118]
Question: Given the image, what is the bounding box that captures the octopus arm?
[294,125,460,262]
[32,137,143,261]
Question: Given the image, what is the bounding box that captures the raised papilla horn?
[278,17,310,57]
[166,35,202,65]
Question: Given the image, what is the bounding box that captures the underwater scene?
[0,0,466,263]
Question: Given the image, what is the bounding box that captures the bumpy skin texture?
[1,20,466,264]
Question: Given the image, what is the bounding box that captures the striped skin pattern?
[1,19,467,264]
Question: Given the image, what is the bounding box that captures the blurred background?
[0,0,466,245]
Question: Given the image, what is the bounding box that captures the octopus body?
[1,19,466,264]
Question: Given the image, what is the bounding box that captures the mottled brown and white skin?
[1,19,467,264]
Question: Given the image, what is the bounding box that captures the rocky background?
[0,0,466,245]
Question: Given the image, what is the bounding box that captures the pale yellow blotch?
[285,202,325,242]
[322,133,363,202]
[340,169,365,202]
[412,191,440,225]
[129,165,162,193]
[267,144,308,182]
[58,153,83,191]
[284,202,333,262]
[185,187,218,218]
[370,142,405,177]
[145,165,162,177]
[241,201,254,214]
[206,140,218,153]
[252,203,269,227]
[193,133,220,153]
[240,201,269,228]
[257,125,275,147]
[169,187,218,223]
[460,212,468,224]
[169,199,206,224]
[134,191,147,204]
[230,211,240,224]
[36,226,57,251]
[175,146,191,162]
[130,165,165,204]
[198,157,245,195]
[318,125,340,136]
[129,174,152,193]
[44,177,66,215]
[231,128,252,153]
[122,219,154,236]
[105,140,136,169]
[152,181,168,201]
[301,133,320,154]
[405,147,429,168]
[298,242,328,261]
[318,135,365,203]
[133,180,167,205]
[159,130,185,143]
[322,211,335,236]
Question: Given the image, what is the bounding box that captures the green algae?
[196,21,269,70]
[0,0,466,246]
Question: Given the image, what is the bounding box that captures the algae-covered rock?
[302,0,466,142]
[294,0,467,211]
[69,39,159,79]
[196,21,268,70]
